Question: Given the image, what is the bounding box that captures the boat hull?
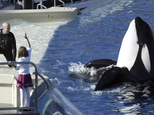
[0,7,77,23]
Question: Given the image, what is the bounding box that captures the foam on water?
[68,61,116,83]
[68,62,88,74]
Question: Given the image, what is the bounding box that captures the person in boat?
[0,22,16,67]
[10,33,33,108]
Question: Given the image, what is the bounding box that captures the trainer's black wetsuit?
[0,29,16,61]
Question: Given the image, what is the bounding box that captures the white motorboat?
[0,62,83,115]
[0,7,77,23]
[0,0,78,23]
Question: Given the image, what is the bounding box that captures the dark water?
[38,0,154,114]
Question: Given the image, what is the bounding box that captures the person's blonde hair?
[18,46,28,58]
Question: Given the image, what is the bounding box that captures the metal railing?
[37,0,47,9]
[0,62,49,112]
[37,71,49,101]
[16,0,25,9]
[14,0,74,9]
[54,0,65,7]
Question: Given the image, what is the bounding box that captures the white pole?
[40,0,42,9]
[54,0,56,7]
[23,0,25,9]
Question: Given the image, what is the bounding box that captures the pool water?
[0,0,154,114]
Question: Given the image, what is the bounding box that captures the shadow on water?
[37,0,154,114]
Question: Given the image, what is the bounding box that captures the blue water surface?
[38,0,154,114]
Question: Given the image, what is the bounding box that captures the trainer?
[0,22,16,64]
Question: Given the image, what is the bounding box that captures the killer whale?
[84,17,154,91]
[116,16,154,80]
[95,17,154,91]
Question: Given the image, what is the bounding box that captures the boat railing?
[37,71,49,101]
[37,0,73,8]
[14,0,74,9]
[37,0,47,9]
[54,0,65,7]
[0,62,49,112]
[16,0,25,9]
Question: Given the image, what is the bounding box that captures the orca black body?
[130,17,154,80]
[84,59,116,69]
[116,17,154,81]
